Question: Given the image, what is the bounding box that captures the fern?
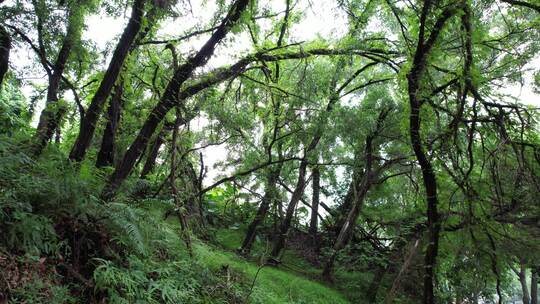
[106,202,149,256]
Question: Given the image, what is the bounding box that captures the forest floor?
[155,204,353,304]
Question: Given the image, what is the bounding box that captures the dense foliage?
[1,0,540,303]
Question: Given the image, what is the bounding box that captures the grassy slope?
[195,242,349,304]
[155,207,349,304]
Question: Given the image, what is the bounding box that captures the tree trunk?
[321,106,392,280]
[239,167,281,255]
[486,231,503,304]
[170,109,193,256]
[532,269,538,304]
[0,25,10,87]
[101,0,250,200]
[309,166,320,243]
[409,68,441,304]
[269,159,309,260]
[181,158,205,227]
[366,264,389,303]
[69,0,146,162]
[140,126,167,178]
[268,61,351,260]
[519,263,531,304]
[332,160,364,238]
[321,166,372,281]
[406,3,458,301]
[96,82,123,167]
[33,7,81,155]
[384,239,421,304]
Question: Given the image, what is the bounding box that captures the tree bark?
[321,107,391,280]
[366,264,389,303]
[383,239,421,304]
[322,135,375,280]
[239,167,281,255]
[332,157,365,236]
[519,263,531,304]
[0,25,10,87]
[309,166,320,242]
[140,126,167,179]
[321,176,370,280]
[406,3,458,303]
[33,7,82,155]
[170,109,193,256]
[101,0,250,200]
[69,0,146,162]
[532,268,538,304]
[486,231,503,304]
[269,158,309,260]
[96,82,124,167]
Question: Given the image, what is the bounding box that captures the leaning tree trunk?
[101,0,250,200]
[140,126,167,179]
[69,0,146,162]
[269,158,309,260]
[268,56,366,260]
[383,239,421,304]
[0,25,10,87]
[321,178,370,280]
[96,82,124,167]
[33,7,82,155]
[239,167,281,255]
[321,106,392,280]
[333,179,356,232]
[309,166,320,244]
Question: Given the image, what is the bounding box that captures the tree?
[101,0,251,199]
[32,1,87,155]
[69,0,147,162]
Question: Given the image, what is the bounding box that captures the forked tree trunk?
[69,0,146,162]
[96,82,124,167]
[33,7,81,155]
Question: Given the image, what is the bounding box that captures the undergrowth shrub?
[0,136,250,303]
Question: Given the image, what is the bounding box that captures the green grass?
[194,241,349,304]
[147,203,350,304]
